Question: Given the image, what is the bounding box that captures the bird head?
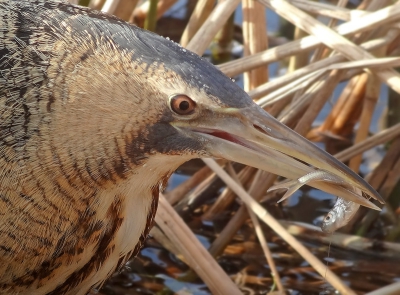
[0,3,384,294]
[40,5,382,209]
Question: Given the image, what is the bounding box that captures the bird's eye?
[324,213,333,222]
[170,94,196,115]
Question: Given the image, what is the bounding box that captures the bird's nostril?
[253,124,272,136]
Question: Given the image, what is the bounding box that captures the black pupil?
[179,100,190,111]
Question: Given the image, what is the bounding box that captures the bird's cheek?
[137,122,201,156]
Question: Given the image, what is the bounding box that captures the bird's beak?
[172,104,383,210]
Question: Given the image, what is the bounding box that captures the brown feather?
[0,1,196,294]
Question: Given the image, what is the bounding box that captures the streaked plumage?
[0,1,223,293]
[0,1,383,294]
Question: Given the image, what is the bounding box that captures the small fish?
[268,169,361,233]
[321,194,360,234]
[268,169,347,202]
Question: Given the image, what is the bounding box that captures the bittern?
[0,0,383,294]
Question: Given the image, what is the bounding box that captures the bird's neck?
[44,153,187,295]
[0,150,188,294]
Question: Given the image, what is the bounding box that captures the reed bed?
[83,0,400,294]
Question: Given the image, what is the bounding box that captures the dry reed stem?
[111,0,140,21]
[89,0,106,10]
[132,0,177,27]
[248,211,285,293]
[248,32,398,102]
[239,7,281,291]
[351,0,393,46]
[239,10,278,290]
[294,70,344,136]
[289,0,343,87]
[155,194,242,295]
[267,96,292,118]
[180,0,214,47]
[164,165,213,205]
[380,156,400,200]
[288,28,309,80]
[203,166,255,220]
[277,74,329,125]
[334,140,395,232]
[288,0,353,21]
[242,0,269,90]
[203,158,357,295]
[209,172,276,256]
[332,73,367,135]
[388,27,400,54]
[174,171,219,209]
[280,221,400,258]
[101,0,120,13]
[325,57,400,70]
[288,57,400,108]
[355,138,400,235]
[311,72,365,140]
[225,164,284,294]
[257,71,325,107]
[358,0,384,11]
[365,281,400,295]
[186,0,241,55]
[357,0,374,10]
[208,118,400,260]
[349,50,383,172]
[143,0,158,32]
[310,0,348,63]
[334,122,400,162]
[362,138,400,190]
[213,11,235,63]
[314,75,360,136]
[358,157,400,235]
[260,0,400,94]
[208,53,398,259]
[225,164,283,295]
[218,4,400,78]
[149,226,184,262]
[206,0,272,260]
